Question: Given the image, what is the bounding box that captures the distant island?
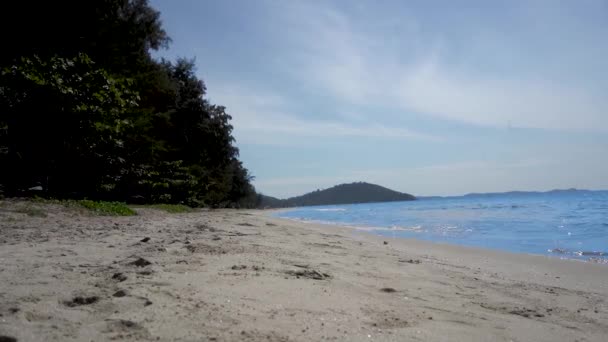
[418,188,602,200]
[258,182,416,208]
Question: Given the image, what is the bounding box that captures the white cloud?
[152,0,608,197]
[270,0,608,132]
[394,61,607,131]
[207,84,440,145]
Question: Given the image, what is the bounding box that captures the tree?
[0,1,257,207]
[0,54,138,197]
[2,0,169,74]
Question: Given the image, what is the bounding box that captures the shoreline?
[270,210,608,265]
[1,203,607,341]
[268,212,608,292]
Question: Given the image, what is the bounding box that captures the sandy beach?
[1,202,607,341]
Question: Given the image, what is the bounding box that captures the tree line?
[0,0,257,207]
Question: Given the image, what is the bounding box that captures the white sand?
[1,202,607,341]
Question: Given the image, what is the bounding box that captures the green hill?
[259,182,416,208]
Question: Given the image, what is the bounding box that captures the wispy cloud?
[207,84,440,145]
[208,0,608,147]
[393,60,607,131]
[268,0,608,132]
[152,0,608,196]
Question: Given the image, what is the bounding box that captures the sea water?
[276,191,608,262]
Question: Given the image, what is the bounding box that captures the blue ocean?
[276,191,608,262]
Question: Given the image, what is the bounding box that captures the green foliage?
[0,1,258,208]
[139,204,193,213]
[0,53,139,197]
[28,197,134,216]
[78,200,136,216]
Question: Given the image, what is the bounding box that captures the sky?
[150,0,608,198]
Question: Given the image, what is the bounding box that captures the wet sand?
[1,202,607,341]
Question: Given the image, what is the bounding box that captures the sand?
[1,201,607,341]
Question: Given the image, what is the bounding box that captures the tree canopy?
[0,0,257,207]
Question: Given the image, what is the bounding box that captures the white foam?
[354,225,425,233]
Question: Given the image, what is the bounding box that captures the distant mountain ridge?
[418,188,604,200]
[259,182,416,208]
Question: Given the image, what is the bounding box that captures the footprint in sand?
[64,296,99,307]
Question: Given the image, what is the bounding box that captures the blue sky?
[150,0,608,198]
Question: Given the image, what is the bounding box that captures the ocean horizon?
[276,190,608,263]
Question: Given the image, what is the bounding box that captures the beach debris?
[380,287,397,293]
[8,307,19,314]
[237,222,256,227]
[231,265,247,270]
[106,319,143,330]
[64,296,99,307]
[121,320,136,327]
[399,259,421,264]
[136,270,153,277]
[197,224,218,232]
[0,336,18,342]
[285,269,331,280]
[383,241,388,245]
[140,237,150,243]
[509,308,545,318]
[112,290,128,298]
[478,302,546,319]
[129,257,152,267]
[266,222,277,226]
[548,248,567,254]
[225,231,260,237]
[111,272,128,282]
[306,242,345,249]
